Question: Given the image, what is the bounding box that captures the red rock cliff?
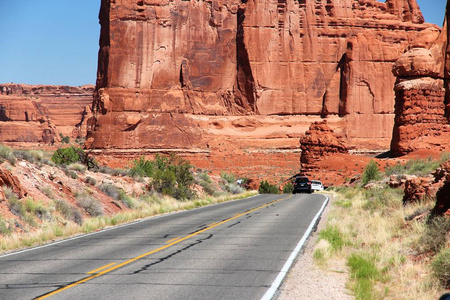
[0,84,94,144]
[390,3,450,156]
[88,0,439,179]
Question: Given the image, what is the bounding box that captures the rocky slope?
[86,0,439,181]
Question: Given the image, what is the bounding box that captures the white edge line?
[261,194,329,300]
[0,193,259,259]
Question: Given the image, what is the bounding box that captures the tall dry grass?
[315,188,446,300]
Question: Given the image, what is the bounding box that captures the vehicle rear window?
[295,177,309,183]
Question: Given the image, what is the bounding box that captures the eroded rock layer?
[0,84,94,144]
[390,11,450,156]
[88,0,439,179]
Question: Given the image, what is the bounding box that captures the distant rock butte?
[390,10,450,156]
[0,84,94,145]
[85,0,440,180]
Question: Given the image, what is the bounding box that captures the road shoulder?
[276,193,353,300]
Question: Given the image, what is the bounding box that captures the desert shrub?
[130,156,155,178]
[225,183,243,195]
[117,189,136,208]
[283,183,294,194]
[0,217,11,235]
[419,216,450,254]
[64,169,78,179]
[152,154,196,200]
[40,186,54,198]
[59,133,70,144]
[258,180,279,194]
[52,146,96,169]
[221,172,236,184]
[99,183,120,200]
[13,149,47,164]
[24,198,51,221]
[75,193,103,216]
[55,199,83,225]
[361,160,381,186]
[3,185,17,200]
[386,157,444,177]
[84,176,97,186]
[0,144,16,165]
[68,163,86,174]
[8,198,25,217]
[195,172,217,196]
[431,247,450,288]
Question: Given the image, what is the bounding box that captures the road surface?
[0,193,327,299]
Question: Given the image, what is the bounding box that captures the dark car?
[292,176,312,194]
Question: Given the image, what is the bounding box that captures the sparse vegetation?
[258,180,279,194]
[318,185,448,299]
[0,144,17,165]
[283,182,293,194]
[361,159,381,186]
[431,247,450,288]
[75,192,104,217]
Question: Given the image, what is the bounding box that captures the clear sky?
[0,0,446,86]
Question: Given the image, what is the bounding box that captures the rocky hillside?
[0,145,251,252]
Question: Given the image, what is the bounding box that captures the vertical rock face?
[390,7,450,156]
[88,0,439,178]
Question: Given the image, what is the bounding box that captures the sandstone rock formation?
[0,167,27,200]
[0,84,94,144]
[391,4,450,156]
[390,47,450,156]
[87,0,439,179]
[300,120,347,176]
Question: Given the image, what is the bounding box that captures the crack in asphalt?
[132,234,214,274]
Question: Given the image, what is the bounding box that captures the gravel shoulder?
[276,194,353,300]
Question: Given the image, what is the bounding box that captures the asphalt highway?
[0,193,327,300]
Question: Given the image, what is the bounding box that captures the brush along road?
[0,193,327,300]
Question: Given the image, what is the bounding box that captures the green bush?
[283,183,294,194]
[258,180,279,194]
[130,156,155,178]
[362,188,403,211]
[52,147,96,169]
[361,160,381,186]
[431,247,450,288]
[0,144,16,165]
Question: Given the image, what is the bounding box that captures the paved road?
[0,193,327,300]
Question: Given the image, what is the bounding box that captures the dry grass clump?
[316,187,447,299]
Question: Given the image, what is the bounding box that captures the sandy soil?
[276,196,353,300]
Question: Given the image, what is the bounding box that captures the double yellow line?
[35,195,291,299]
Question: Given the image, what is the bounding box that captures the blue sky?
[0,0,446,86]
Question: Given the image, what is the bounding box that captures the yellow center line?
[207,221,218,227]
[35,195,292,299]
[87,262,117,274]
[165,237,181,244]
